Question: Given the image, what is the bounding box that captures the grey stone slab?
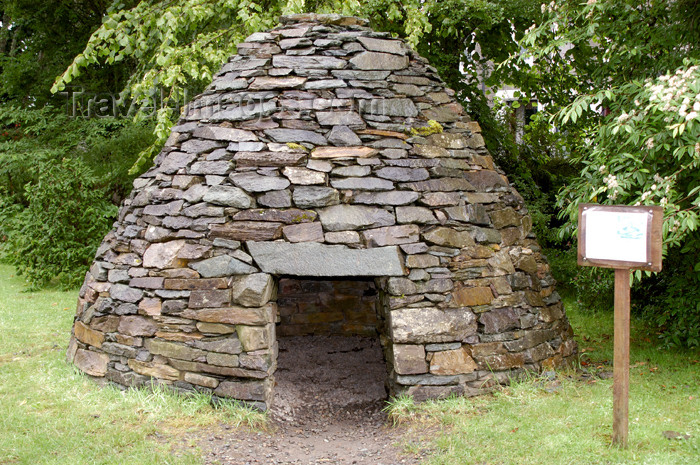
[316,111,364,127]
[247,241,404,277]
[331,165,371,177]
[376,167,430,182]
[282,167,326,185]
[258,189,292,208]
[303,79,347,90]
[357,37,406,55]
[331,70,391,80]
[327,126,362,146]
[264,128,328,145]
[229,172,291,192]
[181,139,225,154]
[292,186,340,208]
[189,255,258,277]
[359,98,418,117]
[189,161,231,175]
[272,55,347,69]
[159,152,197,174]
[282,222,324,243]
[352,191,419,206]
[318,204,395,231]
[350,52,408,70]
[389,307,477,344]
[330,177,394,191]
[210,101,277,122]
[193,127,258,142]
[202,185,255,208]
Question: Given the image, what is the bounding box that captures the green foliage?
[0,0,119,106]
[514,1,700,347]
[546,247,614,313]
[52,0,543,174]
[636,233,700,349]
[2,156,117,288]
[0,105,154,287]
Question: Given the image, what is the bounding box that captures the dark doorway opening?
[272,277,388,424]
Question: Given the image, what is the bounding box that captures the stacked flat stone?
[67,13,577,408]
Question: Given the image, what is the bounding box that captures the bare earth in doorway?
[195,335,437,464]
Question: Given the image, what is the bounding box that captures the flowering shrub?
[557,61,700,260]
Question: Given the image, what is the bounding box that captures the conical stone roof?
[68,14,577,408]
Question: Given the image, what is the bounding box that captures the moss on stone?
[409,120,443,136]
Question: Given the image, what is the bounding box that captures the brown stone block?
[214,380,270,401]
[475,352,525,371]
[74,321,104,348]
[115,334,143,346]
[196,322,237,334]
[144,338,207,362]
[206,352,240,367]
[73,349,109,377]
[237,324,273,351]
[155,268,201,279]
[184,372,220,389]
[423,227,475,248]
[361,224,420,247]
[467,342,507,358]
[406,254,440,269]
[66,336,78,363]
[90,315,120,333]
[357,129,408,139]
[393,344,428,375]
[232,208,318,223]
[139,297,162,316]
[450,286,494,307]
[282,222,324,242]
[515,255,538,274]
[164,278,229,290]
[118,316,158,337]
[128,359,181,381]
[525,290,545,307]
[429,347,477,375]
[311,146,378,159]
[189,304,275,325]
[209,221,283,241]
[129,277,165,289]
[155,331,204,342]
[196,363,268,379]
[188,289,232,309]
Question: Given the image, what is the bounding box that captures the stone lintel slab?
[247,241,405,277]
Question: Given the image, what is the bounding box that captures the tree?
[51,0,543,172]
[0,0,123,106]
[514,0,700,346]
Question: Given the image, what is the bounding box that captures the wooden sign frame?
[578,204,663,272]
[577,203,664,448]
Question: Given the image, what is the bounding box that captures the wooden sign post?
[577,204,663,448]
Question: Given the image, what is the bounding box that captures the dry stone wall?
[67,13,577,408]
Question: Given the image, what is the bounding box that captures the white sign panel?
[583,210,649,263]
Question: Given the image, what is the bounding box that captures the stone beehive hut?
[67,14,577,409]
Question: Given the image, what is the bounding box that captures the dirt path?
[197,336,437,465]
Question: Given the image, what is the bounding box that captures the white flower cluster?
[541,1,557,14]
[603,174,619,199]
[646,65,700,120]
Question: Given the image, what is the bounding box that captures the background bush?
[0,106,154,288]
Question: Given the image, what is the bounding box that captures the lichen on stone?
[409,120,443,136]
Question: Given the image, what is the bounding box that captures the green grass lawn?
[1,263,698,464]
[0,264,262,465]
